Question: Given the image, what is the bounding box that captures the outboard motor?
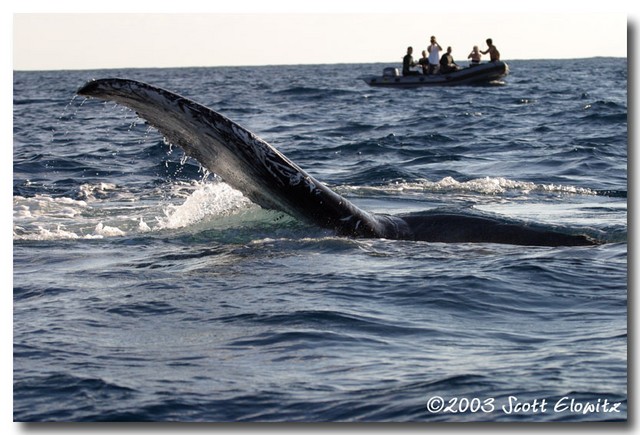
[383,67,399,77]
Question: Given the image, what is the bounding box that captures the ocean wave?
[578,100,627,125]
[337,176,598,196]
[270,86,357,99]
[13,373,137,422]
[216,309,431,338]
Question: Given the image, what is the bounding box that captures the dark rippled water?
[13,58,627,422]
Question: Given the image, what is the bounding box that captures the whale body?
[77,78,596,246]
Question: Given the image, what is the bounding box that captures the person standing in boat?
[481,38,500,62]
[439,46,460,73]
[468,45,482,65]
[402,46,420,76]
[427,36,442,75]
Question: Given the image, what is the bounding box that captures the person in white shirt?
[427,35,443,75]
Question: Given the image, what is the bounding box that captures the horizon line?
[13,56,627,73]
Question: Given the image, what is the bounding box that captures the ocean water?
[13,59,627,422]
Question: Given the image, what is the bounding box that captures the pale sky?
[12,7,629,71]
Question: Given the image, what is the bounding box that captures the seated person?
[418,50,429,75]
[439,46,460,74]
[468,45,482,65]
[402,46,420,76]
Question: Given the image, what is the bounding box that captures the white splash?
[93,222,126,237]
[156,182,253,230]
[13,181,254,241]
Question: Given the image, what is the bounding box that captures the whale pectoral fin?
[77,78,386,238]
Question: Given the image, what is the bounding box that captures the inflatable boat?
[363,61,509,87]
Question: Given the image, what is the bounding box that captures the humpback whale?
[77,78,596,246]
